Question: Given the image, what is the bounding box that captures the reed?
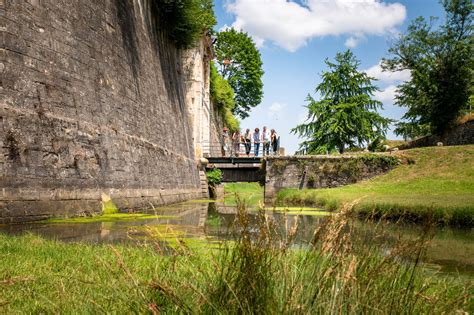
[151,201,473,313]
[0,201,471,313]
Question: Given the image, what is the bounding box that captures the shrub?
[206,168,222,187]
[210,62,240,132]
[153,0,216,48]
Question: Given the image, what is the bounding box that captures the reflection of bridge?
[206,156,265,183]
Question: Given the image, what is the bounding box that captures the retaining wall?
[264,155,397,203]
[1,0,204,222]
[401,120,474,149]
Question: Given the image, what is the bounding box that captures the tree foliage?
[210,62,240,132]
[293,51,391,154]
[383,0,473,138]
[214,29,264,119]
[154,0,216,48]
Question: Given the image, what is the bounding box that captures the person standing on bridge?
[270,128,279,156]
[222,127,230,157]
[232,129,241,157]
[253,127,260,157]
[262,126,270,156]
[243,128,252,157]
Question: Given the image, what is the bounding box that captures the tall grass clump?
[151,200,472,313]
[1,203,471,313]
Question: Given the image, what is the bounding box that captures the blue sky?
[213,0,446,154]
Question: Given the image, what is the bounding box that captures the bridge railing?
[201,140,280,158]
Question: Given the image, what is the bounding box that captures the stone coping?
[265,153,393,161]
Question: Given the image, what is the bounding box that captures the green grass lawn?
[224,182,264,206]
[276,145,474,226]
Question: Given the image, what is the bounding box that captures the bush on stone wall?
[154,0,216,48]
[210,62,240,132]
[206,168,222,187]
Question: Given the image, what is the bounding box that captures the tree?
[214,29,264,119]
[383,0,473,138]
[292,50,391,154]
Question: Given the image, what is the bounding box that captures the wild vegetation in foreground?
[0,203,472,313]
[277,145,474,226]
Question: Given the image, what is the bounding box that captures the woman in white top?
[232,130,241,157]
[261,126,270,156]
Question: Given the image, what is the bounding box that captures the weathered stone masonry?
[1,0,209,222]
[264,155,397,203]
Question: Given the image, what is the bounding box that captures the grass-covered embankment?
[1,205,472,313]
[276,145,474,226]
[224,182,263,206]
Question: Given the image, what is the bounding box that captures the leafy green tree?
[383,0,473,138]
[293,50,391,154]
[214,29,264,119]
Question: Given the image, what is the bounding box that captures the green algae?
[249,206,332,217]
[185,199,218,204]
[283,210,332,216]
[44,213,178,224]
[102,199,119,215]
[138,225,221,250]
[268,206,325,211]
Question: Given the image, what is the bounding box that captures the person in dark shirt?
[243,128,252,156]
[253,128,260,157]
[270,129,279,156]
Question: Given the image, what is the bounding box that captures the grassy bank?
[276,145,474,226]
[224,182,263,206]
[0,206,472,313]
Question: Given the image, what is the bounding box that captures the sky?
[213,0,447,154]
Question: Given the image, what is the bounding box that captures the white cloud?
[374,85,398,104]
[345,36,359,48]
[268,102,286,119]
[226,0,407,52]
[364,62,411,83]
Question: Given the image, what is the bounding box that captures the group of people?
[222,126,280,157]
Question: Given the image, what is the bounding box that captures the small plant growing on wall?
[206,168,222,198]
[307,174,316,188]
[271,159,289,175]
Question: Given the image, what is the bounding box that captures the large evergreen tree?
[214,29,264,119]
[293,50,391,154]
[383,0,473,138]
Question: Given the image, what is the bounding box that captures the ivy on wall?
[210,62,240,132]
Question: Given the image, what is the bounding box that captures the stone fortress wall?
[1,0,216,222]
[264,155,397,203]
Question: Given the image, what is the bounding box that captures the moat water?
[0,201,472,277]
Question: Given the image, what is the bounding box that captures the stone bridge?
[206,154,398,203]
[206,157,264,183]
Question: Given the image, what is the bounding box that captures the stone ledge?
[0,188,203,224]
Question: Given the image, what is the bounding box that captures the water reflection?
[0,201,472,276]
